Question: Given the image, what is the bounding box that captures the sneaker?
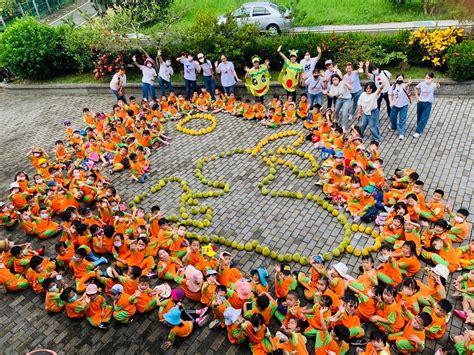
[350,339,368,347]
[98,323,109,330]
[209,319,221,329]
[348,114,353,121]
[413,133,420,138]
[399,135,404,140]
[275,331,289,342]
[196,307,209,317]
[314,180,323,186]
[197,314,209,327]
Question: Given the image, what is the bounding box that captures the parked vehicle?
[217,2,292,35]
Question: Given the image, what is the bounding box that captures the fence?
[0,0,74,31]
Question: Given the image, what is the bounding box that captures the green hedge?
[446,40,474,81]
[0,16,471,81]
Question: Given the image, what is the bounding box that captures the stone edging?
[1,79,473,96]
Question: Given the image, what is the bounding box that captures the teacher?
[214,54,241,96]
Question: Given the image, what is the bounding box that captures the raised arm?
[156,49,164,65]
[315,46,322,62]
[364,61,371,79]
[277,46,289,62]
[131,55,141,69]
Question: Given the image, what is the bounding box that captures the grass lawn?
[15,65,447,85]
[169,0,453,28]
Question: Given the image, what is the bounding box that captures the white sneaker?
[413,133,420,138]
[399,135,404,140]
[348,114,353,121]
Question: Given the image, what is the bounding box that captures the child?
[274,263,297,300]
[388,310,432,353]
[243,99,255,120]
[200,269,219,307]
[129,153,149,183]
[223,307,246,344]
[275,290,306,327]
[209,285,228,329]
[161,304,194,350]
[43,277,65,313]
[358,329,390,354]
[298,254,326,300]
[60,287,88,319]
[328,262,348,300]
[370,285,404,334]
[330,293,365,343]
[110,283,137,324]
[273,317,309,354]
[240,313,274,354]
[447,207,470,242]
[254,101,266,120]
[376,245,403,286]
[316,305,350,355]
[303,104,322,130]
[135,275,158,313]
[0,258,29,293]
[249,267,269,295]
[453,270,474,324]
[457,239,474,270]
[393,240,421,277]
[424,299,452,339]
[282,101,297,124]
[84,283,113,329]
[297,93,309,119]
[243,292,277,326]
[232,97,244,117]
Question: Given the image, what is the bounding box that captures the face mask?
[178,230,185,236]
[0,263,4,269]
[36,179,43,184]
[425,78,433,84]
[372,69,380,75]
[165,60,171,66]
[396,79,403,84]
[69,295,78,302]
[304,55,310,60]
[71,256,78,263]
[86,179,94,185]
[378,255,389,263]
[146,63,152,68]
[114,241,122,248]
[49,285,58,293]
[455,216,464,223]
[40,213,49,219]
[434,244,442,251]
[137,245,145,251]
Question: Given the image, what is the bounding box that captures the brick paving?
[0,91,472,354]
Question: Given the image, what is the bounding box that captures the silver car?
[218,2,292,35]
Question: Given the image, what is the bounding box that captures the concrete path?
[291,19,474,34]
[49,0,97,26]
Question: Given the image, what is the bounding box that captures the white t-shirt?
[324,69,342,91]
[140,65,157,84]
[300,57,318,80]
[416,81,437,103]
[180,58,198,81]
[372,70,391,93]
[305,76,323,95]
[159,63,174,82]
[358,92,379,115]
[389,84,410,108]
[109,72,126,90]
[217,61,236,87]
[329,83,352,100]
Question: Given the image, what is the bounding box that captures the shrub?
[409,26,464,67]
[446,40,474,81]
[0,17,67,79]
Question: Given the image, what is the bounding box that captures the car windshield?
[270,3,287,14]
[233,6,250,18]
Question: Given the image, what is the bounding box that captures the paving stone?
[0,91,472,354]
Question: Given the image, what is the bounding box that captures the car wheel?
[266,24,280,36]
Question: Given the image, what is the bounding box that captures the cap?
[251,55,261,63]
[205,269,218,277]
[85,284,98,295]
[202,244,217,257]
[334,151,345,158]
[9,182,20,190]
[171,287,185,302]
[110,284,124,295]
[324,59,333,66]
[313,255,324,264]
[281,263,292,276]
[224,307,242,326]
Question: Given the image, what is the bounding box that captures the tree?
[92,0,173,23]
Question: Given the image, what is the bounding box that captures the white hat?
[9,182,20,190]
[224,307,241,326]
[431,264,449,280]
[333,262,348,279]
[324,59,333,66]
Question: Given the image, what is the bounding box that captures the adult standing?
[244,56,271,103]
[132,55,157,101]
[323,59,342,109]
[328,74,352,131]
[364,61,391,117]
[344,63,363,118]
[299,47,322,92]
[109,66,127,103]
[215,54,241,96]
[389,74,412,140]
[156,49,174,97]
[276,46,303,101]
[357,82,385,143]
[197,53,216,100]
[413,72,440,138]
[305,69,323,107]
[176,53,201,100]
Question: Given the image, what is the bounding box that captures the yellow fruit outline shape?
[176,113,217,136]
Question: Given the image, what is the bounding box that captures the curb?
[2,79,474,97]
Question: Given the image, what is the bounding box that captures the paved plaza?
[0,90,472,354]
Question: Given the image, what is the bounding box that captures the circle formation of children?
[0,58,468,354]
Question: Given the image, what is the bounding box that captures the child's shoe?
[454,309,468,320]
[209,319,221,329]
[98,323,109,330]
[196,314,209,327]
